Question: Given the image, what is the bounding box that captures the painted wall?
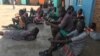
[83,0,95,26]
[39,0,45,5]
[0,0,3,4]
[65,0,70,10]
[21,0,26,5]
[93,0,100,32]
[73,0,95,26]
[65,0,74,10]
[30,0,38,5]
[16,0,21,4]
[3,0,9,4]
[53,0,62,16]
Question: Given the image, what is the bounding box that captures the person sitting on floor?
[48,7,66,38]
[34,5,44,24]
[29,8,36,23]
[12,9,25,26]
[12,13,20,25]
[39,6,75,56]
[3,9,28,30]
[88,23,100,40]
[39,16,85,56]
[49,28,86,56]
[47,7,59,22]
[46,6,75,38]
[0,27,39,41]
[47,22,97,56]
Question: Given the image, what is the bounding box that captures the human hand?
[45,21,50,25]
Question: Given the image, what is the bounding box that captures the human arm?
[71,32,87,41]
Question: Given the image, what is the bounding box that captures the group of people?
[0,4,100,56]
[0,3,55,40]
[39,5,100,56]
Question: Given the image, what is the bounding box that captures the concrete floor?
[0,23,52,56]
[0,5,51,56]
[0,5,100,56]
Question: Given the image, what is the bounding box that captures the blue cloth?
[60,29,69,38]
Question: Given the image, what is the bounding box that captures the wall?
[39,0,45,5]
[21,0,26,5]
[53,0,62,16]
[93,0,100,32]
[0,0,3,5]
[16,0,21,5]
[82,0,94,26]
[30,0,39,5]
[65,0,70,10]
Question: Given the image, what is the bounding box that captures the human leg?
[51,26,59,38]
[39,32,64,56]
[12,18,19,25]
[0,31,4,35]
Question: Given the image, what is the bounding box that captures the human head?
[59,7,66,17]
[77,8,83,16]
[19,9,24,16]
[67,6,74,12]
[89,23,96,31]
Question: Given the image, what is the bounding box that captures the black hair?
[67,6,74,12]
[89,23,96,31]
[78,8,83,15]
[19,9,25,16]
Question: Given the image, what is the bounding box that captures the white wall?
[70,0,73,5]
[65,0,74,10]
[65,0,70,10]
[0,0,3,5]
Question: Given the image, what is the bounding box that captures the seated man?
[3,9,28,30]
[34,13,44,24]
[45,6,75,38]
[0,27,39,41]
[39,16,85,56]
[51,7,66,37]
[50,29,87,56]
[29,8,36,23]
[49,23,97,56]
[12,13,20,25]
[48,7,59,21]
[39,7,75,56]
[88,23,100,40]
[33,5,44,24]
[3,16,27,30]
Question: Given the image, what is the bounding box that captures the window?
[70,0,73,5]
[77,0,82,6]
